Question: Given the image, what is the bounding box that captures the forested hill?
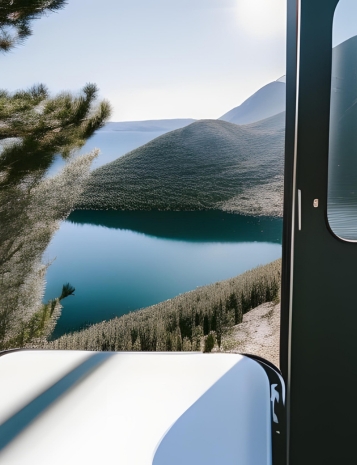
[77,112,285,216]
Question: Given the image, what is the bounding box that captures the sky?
[333,0,357,46]
[1,0,288,121]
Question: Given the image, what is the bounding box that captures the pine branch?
[0,0,67,52]
[59,282,75,300]
[0,83,112,186]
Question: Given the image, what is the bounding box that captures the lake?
[43,127,283,339]
[43,211,282,339]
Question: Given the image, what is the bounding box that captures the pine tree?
[216,299,223,348]
[0,3,112,349]
[204,332,215,353]
[227,292,242,325]
[203,314,210,335]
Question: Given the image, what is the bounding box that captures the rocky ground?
[220,301,280,368]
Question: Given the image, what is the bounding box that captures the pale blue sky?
[5,0,356,122]
[333,0,357,46]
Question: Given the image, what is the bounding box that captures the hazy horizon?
[1,0,357,122]
[1,0,286,122]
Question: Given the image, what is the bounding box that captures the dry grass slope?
[221,301,280,367]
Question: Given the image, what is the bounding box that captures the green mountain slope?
[77,112,285,216]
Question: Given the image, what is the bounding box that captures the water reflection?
[68,210,282,243]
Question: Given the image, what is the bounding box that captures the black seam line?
[0,352,114,452]
[0,348,34,357]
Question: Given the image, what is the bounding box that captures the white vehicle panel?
[0,351,272,465]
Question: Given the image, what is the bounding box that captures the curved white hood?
[0,351,273,465]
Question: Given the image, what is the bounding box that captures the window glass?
[328,0,357,239]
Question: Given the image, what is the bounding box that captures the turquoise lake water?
[43,211,282,339]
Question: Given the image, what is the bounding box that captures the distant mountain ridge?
[103,78,286,134]
[101,119,196,132]
[219,81,286,125]
[77,112,285,216]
